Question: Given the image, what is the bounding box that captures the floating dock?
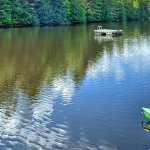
[94,26,123,36]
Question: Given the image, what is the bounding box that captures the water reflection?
[87,34,150,82]
[0,21,150,149]
[51,71,75,105]
[0,87,70,149]
[94,35,113,44]
[142,121,150,132]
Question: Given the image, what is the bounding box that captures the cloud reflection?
[51,69,75,105]
[87,37,150,82]
[0,88,69,149]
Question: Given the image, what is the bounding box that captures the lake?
[0,21,150,150]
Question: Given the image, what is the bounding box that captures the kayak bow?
[142,107,150,120]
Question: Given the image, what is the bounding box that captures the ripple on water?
[0,83,71,150]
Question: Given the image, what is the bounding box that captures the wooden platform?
[94,26,123,36]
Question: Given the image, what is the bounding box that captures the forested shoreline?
[0,0,149,27]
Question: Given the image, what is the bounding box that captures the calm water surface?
[0,21,150,150]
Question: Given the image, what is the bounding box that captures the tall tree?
[51,0,70,24]
[35,0,54,25]
[0,0,11,26]
[10,0,39,25]
[124,0,137,20]
[86,0,104,22]
[69,0,86,23]
[138,0,149,20]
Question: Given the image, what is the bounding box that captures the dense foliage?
[0,0,149,26]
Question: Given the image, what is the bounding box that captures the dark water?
[0,21,150,150]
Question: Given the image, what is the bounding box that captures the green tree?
[51,0,70,24]
[69,0,86,23]
[138,0,149,20]
[124,0,137,20]
[10,0,39,25]
[86,0,103,22]
[10,0,23,25]
[23,2,39,25]
[108,0,126,21]
[35,0,54,25]
[102,0,112,21]
[0,0,11,26]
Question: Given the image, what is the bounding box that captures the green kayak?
[142,107,150,120]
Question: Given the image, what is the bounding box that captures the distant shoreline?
[0,19,149,29]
